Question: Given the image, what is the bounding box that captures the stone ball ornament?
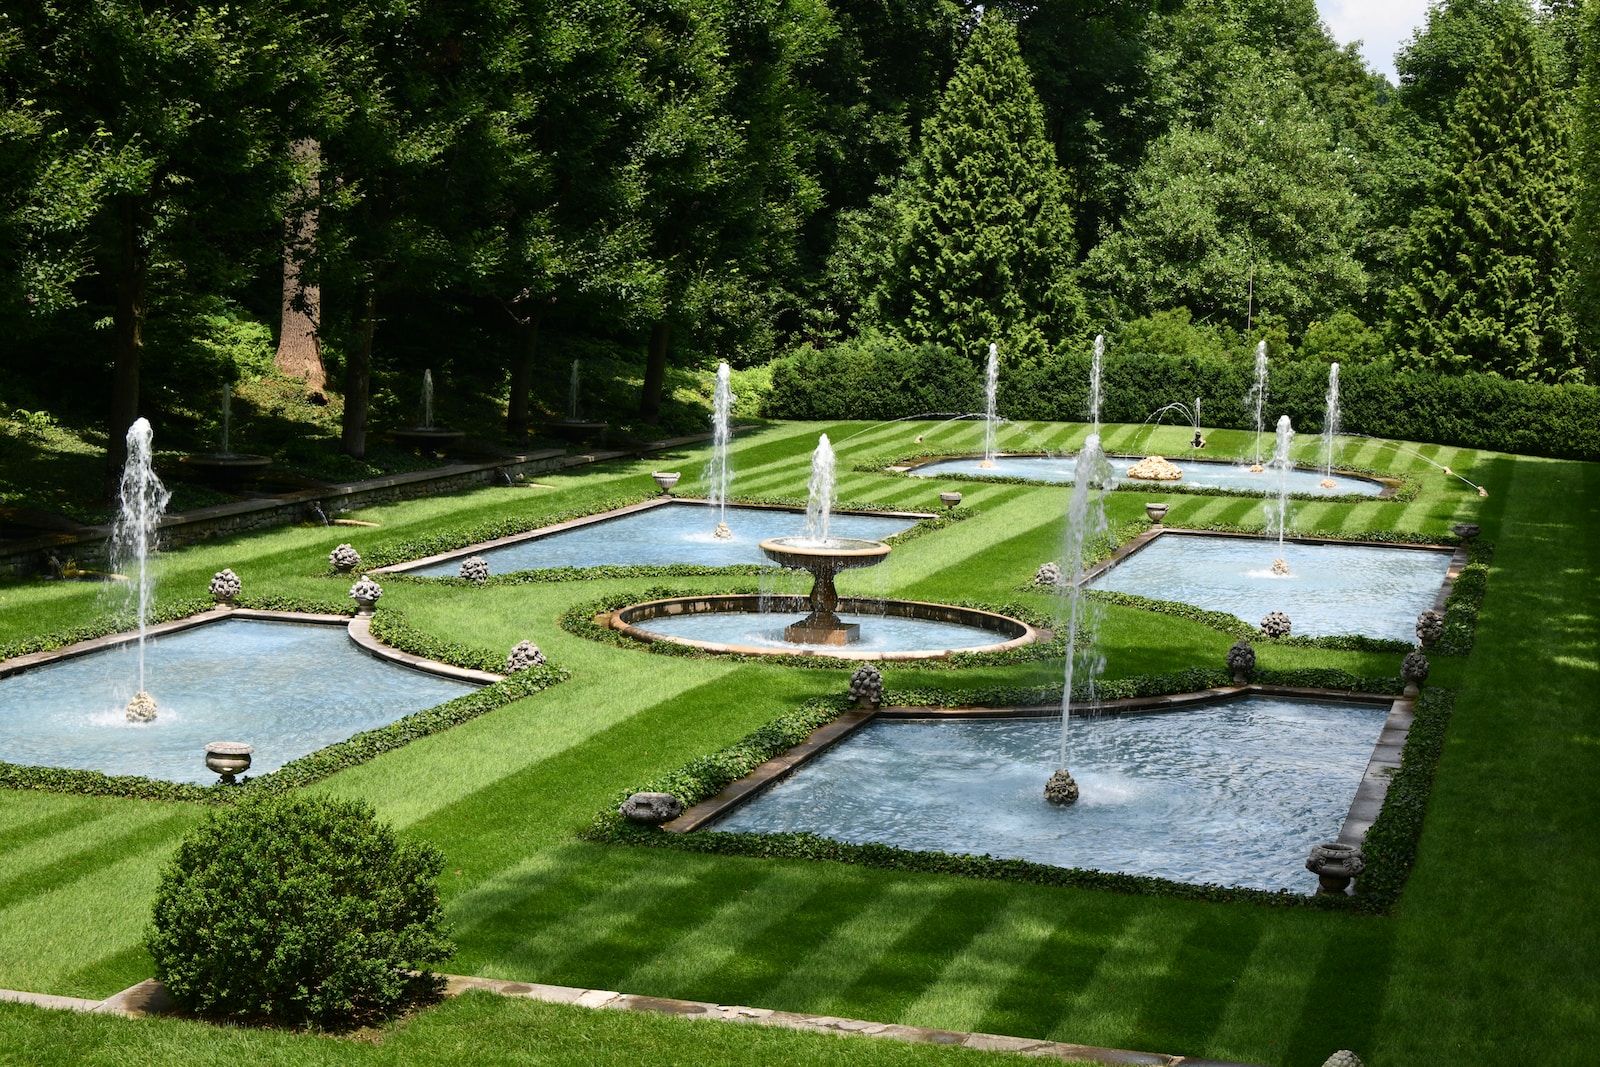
[330,543,362,573]
[1401,650,1430,696]
[620,792,684,824]
[459,556,490,584]
[847,664,884,708]
[506,640,547,672]
[1415,609,1445,648]
[1226,639,1256,683]
[209,568,242,603]
[1260,611,1292,639]
[1034,562,1063,586]
[349,575,383,613]
[1320,1051,1364,1067]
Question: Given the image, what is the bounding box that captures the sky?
[1316,0,1435,83]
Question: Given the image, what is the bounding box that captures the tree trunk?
[341,287,375,458]
[639,319,671,424]
[275,139,325,391]
[105,194,146,500]
[506,312,541,442]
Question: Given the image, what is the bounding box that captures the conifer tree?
[1567,0,1600,379]
[1388,5,1580,381]
[871,13,1084,366]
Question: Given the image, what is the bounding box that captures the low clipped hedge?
[587,669,1432,912]
[147,794,453,1028]
[765,341,1600,461]
[0,609,568,802]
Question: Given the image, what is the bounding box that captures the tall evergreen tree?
[1387,6,1580,381]
[1567,0,1600,378]
[870,13,1084,366]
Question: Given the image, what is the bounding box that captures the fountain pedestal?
[760,536,891,646]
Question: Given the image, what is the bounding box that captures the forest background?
[2,0,1598,500]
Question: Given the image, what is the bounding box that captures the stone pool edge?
[663,684,1408,898]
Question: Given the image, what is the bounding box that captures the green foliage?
[1300,311,1387,365]
[146,794,453,1027]
[868,14,1085,364]
[764,335,980,419]
[763,338,1600,460]
[1348,687,1454,909]
[1388,6,1580,382]
[1568,0,1600,378]
[1084,70,1368,334]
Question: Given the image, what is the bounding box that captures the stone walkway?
[0,974,1265,1066]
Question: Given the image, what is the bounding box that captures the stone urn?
[620,792,684,825]
[1144,501,1169,524]
[330,543,361,574]
[1452,522,1480,542]
[1305,842,1365,895]
[349,575,383,615]
[208,568,241,605]
[1401,650,1430,697]
[652,471,681,496]
[1227,639,1256,684]
[848,665,884,709]
[940,491,963,509]
[205,742,253,785]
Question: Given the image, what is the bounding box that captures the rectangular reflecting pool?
[1087,533,1454,642]
[711,696,1387,891]
[0,619,479,783]
[399,501,922,575]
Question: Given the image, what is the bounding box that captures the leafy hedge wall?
[765,342,1600,461]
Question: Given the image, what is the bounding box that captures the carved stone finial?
[209,568,241,603]
[1227,639,1256,684]
[459,556,490,584]
[1415,609,1445,648]
[848,665,883,708]
[620,792,684,824]
[125,691,158,723]
[1044,769,1079,805]
[1034,562,1063,586]
[506,640,546,672]
[1261,611,1292,639]
[1401,650,1430,696]
[330,543,361,573]
[1320,1051,1364,1067]
[349,575,383,613]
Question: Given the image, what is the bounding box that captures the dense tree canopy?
[1388,4,1579,381]
[0,0,1592,453]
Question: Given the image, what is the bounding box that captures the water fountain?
[1264,415,1295,575]
[1046,433,1114,805]
[707,362,735,539]
[1089,334,1104,433]
[1321,363,1341,487]
[390,368,464,451]
[545,359,608,442]
[600,435,1044,659]
[111,418,171,722]
[758,436,891,645]
[979,344,999,468]
[179,383,272,486]
[1246,340,1269,466]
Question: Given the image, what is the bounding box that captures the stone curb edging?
[0,975,1265,1067]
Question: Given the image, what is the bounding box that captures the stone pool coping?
[1081,526,1470,614]
[664,684,1409,896]
[0,975,1266,1066]
[374,496,936,576]
[608,593,1048,662]
[896,451,1400,498]
[0,606,500,687]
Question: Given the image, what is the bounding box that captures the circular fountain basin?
[180,452,272,487]
[389,427,465,451]
[758,536,892,572]
[609,595,1045,661]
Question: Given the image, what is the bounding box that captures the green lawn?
[0,419,1594,1066]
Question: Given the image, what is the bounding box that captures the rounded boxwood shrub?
[146,794,453,1028]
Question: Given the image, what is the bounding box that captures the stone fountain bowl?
[758,536,892,572]
[180,452,273,487]
[389,427,465,451]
